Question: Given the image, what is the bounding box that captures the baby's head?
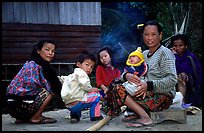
[75,51,96,75]
[126,47,144,66]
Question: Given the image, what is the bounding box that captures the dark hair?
[97,46,117,67]
[170,34,191,47]
[30,39,56,59]
[75,50,96,65]
[142,20,163,34]
[29,39,61,96]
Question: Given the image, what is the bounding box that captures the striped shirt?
[143,45,177,97]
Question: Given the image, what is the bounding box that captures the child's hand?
[104,88,108,94]
[91,87,99,92]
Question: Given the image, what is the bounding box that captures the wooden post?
[86,115,112,131]
[86,106,126,131]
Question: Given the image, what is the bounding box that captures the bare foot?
[122,114,139,122]
[126,117,154,128]
[136,117,153,125]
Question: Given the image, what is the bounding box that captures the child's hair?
[75,50,96,66]
[97,46,117,67]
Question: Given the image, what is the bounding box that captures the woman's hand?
[134,81,148,99]
[126,73,141,85]
[125,73,147,98]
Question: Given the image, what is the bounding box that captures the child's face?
[76,59,95,75]
[99,50,111,66]
[128,55,141,64]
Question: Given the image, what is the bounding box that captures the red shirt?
[96,65,121,88]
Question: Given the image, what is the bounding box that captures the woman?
[171,34,202,108]
[6,39,62,124]
[105,20,177,128]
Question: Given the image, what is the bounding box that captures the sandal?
[126,121,154,128]
[122,114,139,122]
[30,117,57,124]
[41,115,54,119]
[186,106,201,115]
[15,119,29,124]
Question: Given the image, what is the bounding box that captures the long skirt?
[6,88,49,121]
[104,79,173,116]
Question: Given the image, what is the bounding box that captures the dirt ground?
[2,108,202,131]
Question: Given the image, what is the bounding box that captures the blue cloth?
[68,93,101,119]
[99,90,105,98]
[124,62,146,77]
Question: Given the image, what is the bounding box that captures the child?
[96,47,121,98]
[122,47,148,96]
[61,51,103,123]
[121,47,148,120]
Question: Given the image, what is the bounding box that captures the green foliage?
[102,2,202,61]
[130,2,202,60]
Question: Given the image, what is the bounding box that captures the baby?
[122,47,148,96]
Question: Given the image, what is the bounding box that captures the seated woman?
[170,34,202,108]
[6,39,63,124]
[104,20,177,128]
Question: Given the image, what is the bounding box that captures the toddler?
[61,51,103,123]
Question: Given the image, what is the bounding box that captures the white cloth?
[122,79,146,96]
[169,92,184,109]
[61,68,93,105]
[173,92,183,105]
[122,81,139,96]
[58,76,68,84]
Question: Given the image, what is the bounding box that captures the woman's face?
[143,25,162,49]
[37,43,56,62]
[173,39,187,55]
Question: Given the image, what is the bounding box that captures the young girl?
[96,47,121,98]
[61,51,103,123]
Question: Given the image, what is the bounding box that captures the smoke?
[101,3,145,71]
